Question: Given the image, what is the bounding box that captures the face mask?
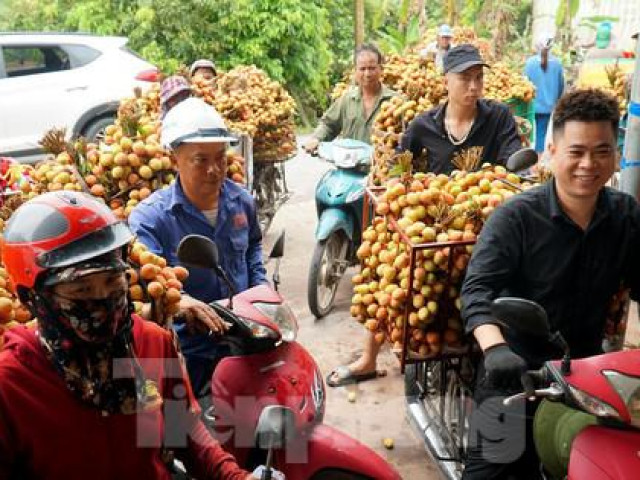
[24,288,160,415]
[51,290,129,344]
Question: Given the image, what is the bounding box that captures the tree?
[446,0,458,26]
[1,0,343,115]
[374,0,422,54]
[413,0,426,33]
[355,0,365,47]
[323,0,356,84]
[556,0,580,51]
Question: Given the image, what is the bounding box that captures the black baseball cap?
[443,44,490,74]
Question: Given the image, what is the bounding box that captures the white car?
[0,33,158,163]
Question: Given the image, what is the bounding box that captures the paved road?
[260,143,442,480]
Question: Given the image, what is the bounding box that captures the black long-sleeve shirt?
[461,180,640,366]
[399,99,522,174]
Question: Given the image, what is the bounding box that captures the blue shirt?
[128,178,267,304]
[524,54,564,114]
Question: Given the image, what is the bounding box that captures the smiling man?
[460,88,640,478]
[400,44,521,174]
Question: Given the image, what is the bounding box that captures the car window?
[63,44,101,68]
[3,46,71,78]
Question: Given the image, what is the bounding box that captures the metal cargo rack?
[363,186,477,373]
[231,133,292,233]
[363,186,479,478]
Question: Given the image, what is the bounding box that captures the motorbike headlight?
[567,383,622,420]
[603,370,640,427]
[252,302,298,342]
[332,148,360,169]
[238,316,280,340]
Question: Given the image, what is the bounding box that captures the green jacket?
[313,85,397,144]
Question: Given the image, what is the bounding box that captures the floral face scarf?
[52,288,129,343]
[24,287,161,415]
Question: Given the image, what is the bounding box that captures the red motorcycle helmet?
[1,191,132,292]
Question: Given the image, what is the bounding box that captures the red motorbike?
[177,233,401,480]
[493,297,640,480]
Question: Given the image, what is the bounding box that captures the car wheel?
[83,116,116,143]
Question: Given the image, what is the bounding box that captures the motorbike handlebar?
[501,368,560,406]
[503,384,564,406]
[207,301,254,338]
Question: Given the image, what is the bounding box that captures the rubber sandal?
[326,365,386,388]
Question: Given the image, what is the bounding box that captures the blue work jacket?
[128,177,267,303]
[129,178,267,395]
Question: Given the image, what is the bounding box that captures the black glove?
[483,343,529,393]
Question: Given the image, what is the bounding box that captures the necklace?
[444,116,475,146]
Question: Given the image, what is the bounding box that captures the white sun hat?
[190,59,217,77]
[161,97,237,150]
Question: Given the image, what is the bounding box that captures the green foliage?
[365,0,403,41]
[377,16,421,54]
[423,1,445,27]
[556,0,580,28]
[398,0,411,26]
[0,0,352,116]
[323,0,355,84]
[367,0,391,32]
[367,0,427,54]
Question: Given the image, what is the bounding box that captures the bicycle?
[405,352,478,480]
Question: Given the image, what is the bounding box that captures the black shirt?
[461,180,640,366]
[399,99,522,174]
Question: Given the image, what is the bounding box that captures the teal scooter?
[307,139,373,318]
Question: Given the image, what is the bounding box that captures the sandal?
[326,365,387,388]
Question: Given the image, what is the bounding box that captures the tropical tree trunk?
[563,0,573,52]
[447,0,458,25]
[479,0,517,59]
[413,0,426,34]
[355,0,365,48]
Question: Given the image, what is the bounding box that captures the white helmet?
[160,97,237,150]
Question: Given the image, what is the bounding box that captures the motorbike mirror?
[491,297,550,338]
[269,230,285,259]
[255,405,296,450]
[177,234,220,270]
[506,148,538,173]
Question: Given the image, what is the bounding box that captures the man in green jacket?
[304,44,397,152]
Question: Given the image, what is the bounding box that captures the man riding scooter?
[129,97,268,404]
[461,88,640,479]
[303,43,397,153]
[304,44,398,319]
